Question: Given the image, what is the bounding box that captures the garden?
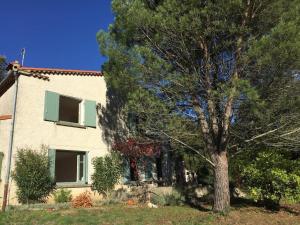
[0,147,299,225]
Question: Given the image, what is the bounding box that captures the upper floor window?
[59,96,81,124]
[44,91,97,128]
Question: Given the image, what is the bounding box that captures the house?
[0,61,108,206]
[0,61,178,208]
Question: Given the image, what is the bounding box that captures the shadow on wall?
[97,85,129,147]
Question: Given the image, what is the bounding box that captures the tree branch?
[160,131,215,167]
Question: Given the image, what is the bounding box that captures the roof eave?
[20,67,103,76]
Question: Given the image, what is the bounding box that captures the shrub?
[91,153,122,197]
[12,147,56,204]
[53,189,72,203]
[241,150,300,207]
[151,194,166,206]
[151,190,185,206]
[164,191,185,206]
[71,191,93,208]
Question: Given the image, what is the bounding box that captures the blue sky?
[0,0,114,70]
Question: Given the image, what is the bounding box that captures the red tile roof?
[20,67,103,76]
[0,64,103,97]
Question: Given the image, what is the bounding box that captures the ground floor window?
[52,150,87,183]
[125,156,162,182]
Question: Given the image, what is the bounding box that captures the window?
[44,91,97,128]
[59,96,81,124]
[123,157,160,183]
[54,150,87,183]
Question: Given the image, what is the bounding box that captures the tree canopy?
[98,0,300,212]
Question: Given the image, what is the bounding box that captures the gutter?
[1,63,20,211]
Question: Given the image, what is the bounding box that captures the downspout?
[2,64,20,212]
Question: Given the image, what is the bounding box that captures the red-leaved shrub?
[71,191,93,208]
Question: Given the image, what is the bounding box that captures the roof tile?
[20,67,103,76]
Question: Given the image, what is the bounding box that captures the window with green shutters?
[48,149,88,185]
[44,91,97,128]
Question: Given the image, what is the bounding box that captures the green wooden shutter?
[0,152,4,180]
[48,149,56,182]
[84,152,88,184]
[44,91,59,122]
[84,100,96,127]
[123,158,130,183]
[145,158,153,180]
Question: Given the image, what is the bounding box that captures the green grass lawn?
[0,205,213,225]
[0,204,299,225]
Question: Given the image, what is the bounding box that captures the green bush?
[151,194,167,206]
[241,150,300,207]
[53,189,72,203]
[151,190,185,206]
[12,147,56,204]
[91,153,122,196]
[164,191,185,206]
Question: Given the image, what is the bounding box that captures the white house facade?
[0,62,109,206]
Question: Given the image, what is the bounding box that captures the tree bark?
[212,150,230,212]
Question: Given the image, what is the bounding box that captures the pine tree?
[98,0,300,212]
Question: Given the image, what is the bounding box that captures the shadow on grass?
[181,188,300,216]
[231,197,300,216]
[278,205,300,216]
[185,200,212,212]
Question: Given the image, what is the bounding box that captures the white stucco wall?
[0,74,109,205]
[0,119,11,204]
[0,82,15,204]
[0,82,15,115]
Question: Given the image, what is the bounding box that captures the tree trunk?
[212,151,230,212]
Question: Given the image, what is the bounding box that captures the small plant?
[127,199,136,206]
[71,191,93,208]
[151,194,166,206]
[164,191,185,206]
[151,190,185,206]
[12,146,56,204]
[53,189,72,203]
[91,153,122,197]
[99,188,131,205]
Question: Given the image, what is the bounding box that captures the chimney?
[12,61,20,71]
[6,60,20,72]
